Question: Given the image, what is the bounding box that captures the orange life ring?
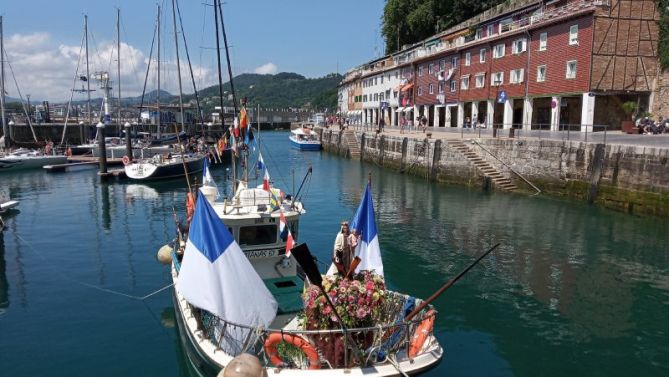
[408,310,435,358]
[264,333,320,369]
[186,192,195,222]
[122,155,130,165]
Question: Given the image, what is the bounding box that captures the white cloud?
[2,32,217,102]
[254,62,277,75]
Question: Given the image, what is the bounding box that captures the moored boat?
[0,148,68,172]
[124,153,205,181]
[289,127,321,151]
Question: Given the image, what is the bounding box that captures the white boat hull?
[0,155,68,172]
[0,200,19,213]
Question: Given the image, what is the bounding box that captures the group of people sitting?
[634,116,669,135]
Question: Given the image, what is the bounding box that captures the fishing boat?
[124,153,205,181]
[0,148,68,172]
[169,173,443,376]
[289,127,321,151]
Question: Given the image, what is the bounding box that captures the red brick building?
[339,0,661,132]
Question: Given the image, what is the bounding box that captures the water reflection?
[0,231,8,314]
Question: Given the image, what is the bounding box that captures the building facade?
[338,0,661,132]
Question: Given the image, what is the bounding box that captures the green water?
[0,131,667,376]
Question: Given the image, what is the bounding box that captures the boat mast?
[0,16,7,149]
[213,0,235,188]
[117,8,122,136]
[157,5,161,139]
[171,0,185,134]
[85,15,91,141]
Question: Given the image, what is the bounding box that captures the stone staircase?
[448,141,517,192]
[343,130,361,159]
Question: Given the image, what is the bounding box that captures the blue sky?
[1,0,386,101]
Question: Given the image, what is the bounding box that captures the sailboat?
[0,16,67,172]
[165,2,442,375]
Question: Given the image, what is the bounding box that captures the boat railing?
[189,291,437,369]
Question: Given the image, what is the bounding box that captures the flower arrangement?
[302,271,386,330]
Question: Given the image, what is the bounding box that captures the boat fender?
[219,353,264,377]
[408,309,435,358]
[122,155,130,165]
[186,192,196,223]
[157,244,173,265]
[264,333,320,369]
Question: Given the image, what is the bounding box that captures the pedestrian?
[379,117,385,133]
[332,221,353,275]
[400,116,406,134]
[420,115,428,133]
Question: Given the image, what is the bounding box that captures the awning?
[403,107,413,113]
[395,107,405,113]
[401,83,414,92]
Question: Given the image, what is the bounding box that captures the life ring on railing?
[264,333,320,369]
[122,155,130,165]
[66,147,72,157]
[408,309,435,358]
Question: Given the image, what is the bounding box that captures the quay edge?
[321,129,669,218]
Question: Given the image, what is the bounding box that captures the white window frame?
[491,72,504,86]
[428,63,434,75]
[539,32,547,51]
[493,43,505,58]
[487,24,494,37]
[480,48,487,63]
[510,68,524,84]
[418,66,424,76]
[512,38,527,54]
[450,80,457,92]
[438,81,445,94]
[429,83,434,94]
[451,56,459,67]
[475,73,485,88]
[461,76,470,90]
[569,25,579,45]
[465,52,471,66]
[439,59,446,71]
[566,60,577,79]
[418,86,423,96]
[537,65,546,82]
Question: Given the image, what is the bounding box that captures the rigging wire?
[60,31,86,145]
[11,231,174,301]
[2,47,38,142]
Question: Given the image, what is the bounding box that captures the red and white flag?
[263,169,271,191]
[279,211,294,257]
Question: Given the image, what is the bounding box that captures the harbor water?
[1,131,668,376]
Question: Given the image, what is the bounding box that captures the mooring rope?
[13,232,173,301]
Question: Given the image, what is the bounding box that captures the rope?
[12,232,173,301]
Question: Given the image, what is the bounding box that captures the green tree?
[382,0,508,54]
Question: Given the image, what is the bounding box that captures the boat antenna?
[0,16,8,149]
[116,8,122,137]
[157,6,161,139]
[137,9,158,132]
[175,0,205,137]
[85,15,91,142]
[171,0,185,135]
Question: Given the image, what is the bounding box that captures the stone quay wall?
[321,129,669,217]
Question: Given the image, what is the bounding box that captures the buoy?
[219,353,266,377]
[157,244,173,265]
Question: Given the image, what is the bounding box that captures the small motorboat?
[0,200,19,214]
[0,148,68,172]
[289,127,322,151]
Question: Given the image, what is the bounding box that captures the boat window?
[288,221,299,241]
[239,225,277,246]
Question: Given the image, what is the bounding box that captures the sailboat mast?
[213,0,225,129]
[117,8,122,136]
[218,3,238,115]
[85,15,91,134]
[0,16,7,149]
[171,0,185,134]
[157,5,161,138]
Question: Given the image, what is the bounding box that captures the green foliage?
[621,101,638,119]
[184,72,342,113]
[381,0,507,53]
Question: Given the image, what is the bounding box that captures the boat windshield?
[239,224,277,246]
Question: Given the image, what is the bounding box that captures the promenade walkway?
[347,124,669,149]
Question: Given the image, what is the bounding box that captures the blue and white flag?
[350,183,384,277]
[257,153,265,171]
[176,194,278,327]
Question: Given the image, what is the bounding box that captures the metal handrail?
[471,139,542,196]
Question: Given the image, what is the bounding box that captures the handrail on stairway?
[471,140,542,196]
